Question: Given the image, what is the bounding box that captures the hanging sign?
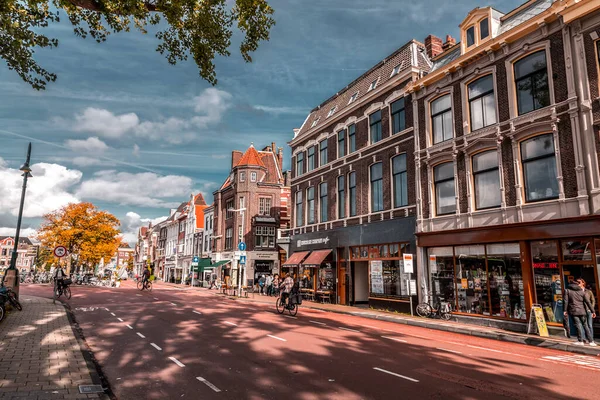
[403,254,414,273]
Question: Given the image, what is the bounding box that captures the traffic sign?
[238,242,246,251]
[192,256,199,266]
[53,246,67,258]
[239,256,246,265]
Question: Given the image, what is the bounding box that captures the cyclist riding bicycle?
[279,273,294,305]
[53,266,67,292]
[142,268,151,288]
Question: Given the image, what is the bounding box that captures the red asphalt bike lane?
[21,283,600,400]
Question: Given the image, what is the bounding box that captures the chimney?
[231,150,243,168]
[442,34,456,51]
[277,147,284,173]
[424,34,443,59]
[271,142,276,153]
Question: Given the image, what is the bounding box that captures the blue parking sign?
[240,256,246,265]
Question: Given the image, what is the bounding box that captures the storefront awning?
[302,249,332,267]
[282,251,310,267]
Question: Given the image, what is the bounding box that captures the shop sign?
[254,216,277,224]
[533,262,558,269]
[370,260,384,294]
[296,237,330,247]
[403,254,414,273]
[429,255,437,273]
[254,252,278,260]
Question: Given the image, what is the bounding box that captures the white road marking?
[136,294,142,297]
[126,325,133,330]
[542,355,600,370]
[117,318,123,322]
[373,367,419,383]
[169,357,185,367]
[284,315,297,319]
[338,327,361,333]
[170,302,177,306]
[381,336,407,343]
[193,310,202,315]
[467,345,507,354]
[150,343,162,351]
[360,325,378,330]
[110,312,116,316]
[224,321,238,326]
[309,320,326,326]
[136,332,146,338]
[196,377,221,392]
[104,308,109,311]
[154,297,159,300]
[267,334,287,342]
[436,347,462,354]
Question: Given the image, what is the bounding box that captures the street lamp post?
[228,207,246,296]
[3,143,33,299]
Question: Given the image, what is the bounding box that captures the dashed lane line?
[381,336,408,343]
[338,327,361,333]
[193,310,202,315]
[196,377,221,392]
[126,325,133,330]
[137,332,146,339]
[136,294,142,297]
[150,343,162,351]
[267,334,287,342]
[436,348,462,354]
[373,367,419,383]
[224,321,238,326]
[110,312,116,316]
[117,318,123,322]
[169,357,185,367]
[309,320,327,326]
[154,297,159,300]
[170,302,177,306]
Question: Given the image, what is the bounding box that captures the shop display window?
[531,240,562,323]
[428,247,455,309]
[318,266,335,290]
[561,240,592,262]
[486,243,526,319]
[455,245,488,315]
[389,244,399,258]
[379,260,412,297]
[299,267,315,290]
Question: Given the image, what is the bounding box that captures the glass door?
[561,239,597,314]
[531,240,563,323]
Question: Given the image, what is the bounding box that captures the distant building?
[0,236,38,272]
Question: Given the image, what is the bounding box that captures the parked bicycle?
[137,279,152,291]
[416,296,452,320]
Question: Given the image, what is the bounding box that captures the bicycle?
[137,279,152,291]
[54,279,72,301]
[276,293,299,316]
[416,296,451,320]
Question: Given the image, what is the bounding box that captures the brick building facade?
[212,143,290,288]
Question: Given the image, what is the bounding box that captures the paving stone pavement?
[0,295,108,400]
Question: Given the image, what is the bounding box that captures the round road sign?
[53,246,67,258]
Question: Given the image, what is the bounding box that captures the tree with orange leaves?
[37,203,121,274]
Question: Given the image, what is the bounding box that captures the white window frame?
[250,172,257,182]
[348,91,359,104]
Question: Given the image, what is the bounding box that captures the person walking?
[581,279,596,337]
[265,274,274,296]
[272,274,280,298]
[258,275,266,295]
[564,278,596,346]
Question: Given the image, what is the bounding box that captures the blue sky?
[0,0,523,242]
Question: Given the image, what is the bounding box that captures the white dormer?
[459,7,503,55]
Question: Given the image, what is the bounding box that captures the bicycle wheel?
[137,281,144,291]
[0,304,4,322]
[146,282,152,292]
[440,311,452,321]
[9,293,22,311]
[415,303,432,317]
[275,298,284,314]
[64,286,72,300]
[288,303,298,316]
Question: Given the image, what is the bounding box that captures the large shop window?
[472,150,501,209]
[307,187,315,225]
[307,146,315,172]
[296,152,304,177]
[514,50,550,115]
[319,182,328,222]
[520,134,559,202]
[370,110,382,144]
[319,140,328,166]
[392,154,408,208]
[431,95,453,144]
[434,162,456,215]
[455,245,489,315]
[338,130,346,158]
[337,175,346,219]
[348,124,356,153]
[486,243,526,319]
[349,172,357,217]
[370,163,383,212]
[468,75,497,131]
[428,247,456,308]
[391,98,406,134]
[295,191,303,227]
[532,240,562,323]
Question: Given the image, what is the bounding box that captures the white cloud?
[0,227,37,237]
[253,105,309,115]
[0,159,81,218]
[133,144,140,158]
[75,171,194,208]
[71,157,107,167]
[120,212,168,244]
[62,88,232,144]
[65,137,109,153]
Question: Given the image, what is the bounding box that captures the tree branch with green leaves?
[1,0,275,90]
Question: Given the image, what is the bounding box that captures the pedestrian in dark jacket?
[563,279,596,346]
[580,279,596,335]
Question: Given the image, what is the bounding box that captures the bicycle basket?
[63,278,73,286]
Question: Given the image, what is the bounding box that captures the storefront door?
[338,266,347,305]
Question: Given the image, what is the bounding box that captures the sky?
[0,0,524,243]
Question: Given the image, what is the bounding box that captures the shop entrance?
[352,261,369,304]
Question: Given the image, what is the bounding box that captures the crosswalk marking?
[542,355,600,370]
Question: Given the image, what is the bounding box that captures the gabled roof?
[194,193,207,206]
[0,236,33,246]
[236,145,266,168]
[257,149,282,184]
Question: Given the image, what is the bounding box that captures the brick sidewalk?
[154,280,600,357]
[0,295,108,399]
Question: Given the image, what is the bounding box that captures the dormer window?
[327,106,337,117]
[348,92,359,104]
[480,18,489,40]
[311,117,320,128]
[390,63,403,77]
[466,26,475,47]
[368,79,379,91]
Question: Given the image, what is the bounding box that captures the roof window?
[311,117,320,128]
[368,78,379,91]
[348,92,359,104]
[327,106,337,117]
